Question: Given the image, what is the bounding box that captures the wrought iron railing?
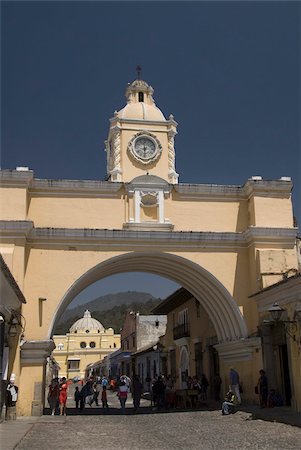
[173,323,190,340]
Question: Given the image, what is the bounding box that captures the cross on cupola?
[136,65,142,79]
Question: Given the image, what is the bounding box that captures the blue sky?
[1,1,300,306]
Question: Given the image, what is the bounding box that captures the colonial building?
[52,310,120,380]
[250,272,301,411]
[90,311,167,380]
[152,288,220,391]
[0,75,299,415]
[0,255,26,415]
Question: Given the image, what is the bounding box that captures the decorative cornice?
[0,171,293,201]
[110,118,167,126]
[174,179,293,200]
[123,222,174,232]
[0,221,33,238]
[30,179,123,197]
[0,170,34,187]
[20,339,55,365]
[0,223,297,249]
[215,337,261,361]
[243,227,298,245]
[251,275,301,312]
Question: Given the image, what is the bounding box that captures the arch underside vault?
[50,252,249,343]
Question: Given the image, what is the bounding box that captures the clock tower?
[105,77,179,184]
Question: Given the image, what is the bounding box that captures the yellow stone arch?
[50,252,248,343]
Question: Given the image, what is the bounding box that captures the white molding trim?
[20,339,55,365]
[251,276,301,312]
[215,337,261,361]
[0,223,297,248]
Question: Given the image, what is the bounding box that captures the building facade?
[0,76,299,415]
[152,288,222,391]
[52,310,120,380]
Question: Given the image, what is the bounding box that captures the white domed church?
[52,310,120,379]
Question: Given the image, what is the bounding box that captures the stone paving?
[4,391,301,450]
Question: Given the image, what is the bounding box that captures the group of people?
[47,377,68,416]
[48,367,282,416]
[150,373,221,410]
[48,374,141,415]
[221,368,283,415]
[74,376,110,410]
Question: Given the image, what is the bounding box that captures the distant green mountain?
[53,291,162,335]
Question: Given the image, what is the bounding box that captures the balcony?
[173,323,190,342]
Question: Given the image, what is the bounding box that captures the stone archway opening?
[50,252,248,344]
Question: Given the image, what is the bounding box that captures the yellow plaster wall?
[18,365,45,416]
[252,197,294,227]
[22,248,130,340]
[167,197,248,232]
[28,196,125,229]
[0,187,27,219]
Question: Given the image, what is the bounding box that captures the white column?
[158,190,164,223]
[134,191,141,223]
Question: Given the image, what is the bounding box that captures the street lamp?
[267,302,301,346]
[8,317,19,338]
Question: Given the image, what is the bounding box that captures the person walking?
[200,374,209,400]
[152,375,166,410]
[118,380,129,414]
[48,378,59,415]
[132,374,143,413]
[59,377,68,416]
[257,369,268,408]
[101,385,109,409]
[229,368,241,404]
[74,386,81,409]
[94,379,102,406]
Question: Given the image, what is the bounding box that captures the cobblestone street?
[11,391,301,450]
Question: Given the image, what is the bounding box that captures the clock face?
[134,137,157,160]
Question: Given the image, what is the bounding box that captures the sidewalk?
[0,415,66,450]
[239,404,301,428]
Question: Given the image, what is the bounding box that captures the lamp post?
[267,303,301,347]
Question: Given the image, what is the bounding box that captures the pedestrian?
[229,367,241,404]
[48,377,59,415]
[59,377,68,416]
[120,374,131,389]
[152,375,166,410]
[94,379,102,406]
[118,380,129,414]
[132,374,143,413]
[101,385,109,409]
[257,369,268,408]
[5,374,19,420]
[74,386,81,409]
[79,379,92,409]
[109,378,116,391]
[213,373,222,401]
[200,374,209,400]
[102,376,109,389]
[221,390,236,415]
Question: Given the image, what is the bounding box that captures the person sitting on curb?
[221,390,236,415]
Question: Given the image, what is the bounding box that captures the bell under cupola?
[105,72,179,184]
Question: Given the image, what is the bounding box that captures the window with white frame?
[178,308,188,325]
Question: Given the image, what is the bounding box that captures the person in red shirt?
[59,377,68,416]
